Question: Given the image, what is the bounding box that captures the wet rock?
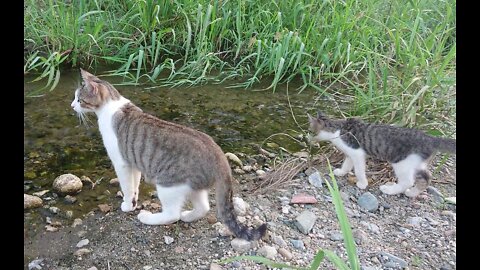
[32,190,49,197]
[109,178,119,186]
[360,221,380,234]
[65,210,74,219]
[76,239,89,248]
[225,153,243,166]
[28,258,44,270]
[291,193,317,204]
[53,174,83,195]
[74,248,91,256]
[278,248,293,260]
[164,236,174,245]
[210,263,223,270]
[295,210,317,234]
[407,216,423,227]
[49,206,60,214]
[357,192,378,212]
[231,238,251,252]
[24,194,43,209]
[233,168,245,175]
[308,171,323,188]
[72,218,83,228]
[242,165,253,172]
[329,232,344,241]
[378,251,407,269]
[427,186,444,203]
[233,197,248,216]
[290,239,305,250]
[272,235,288,247]
[64,195,77,204]
[98,204,112,213]
[257,245,277,260]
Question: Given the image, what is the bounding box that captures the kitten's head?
[307,111,330,133]
[70,69,120,113]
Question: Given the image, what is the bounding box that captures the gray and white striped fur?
[71,69,266,241]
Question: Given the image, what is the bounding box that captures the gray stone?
[231,238,251,252]
[295,210,317,234]
[407,217,423,227]
[357,192,379,212]
[32,190,49,197]
[290,239,305,250]
[378,251,407,269]
[360,221,380,234]
[427,186,444,203]
[233,197,248,216]
[164,236,174,244]
[329,232,344,241]
[49,206,60,214]
[76,239,89,248]
[272,235,288,247]
[64,195,77,204]
[257,245,277,259]
[242,165,253,172]
[28,258,44,270]
[308,171,323,188]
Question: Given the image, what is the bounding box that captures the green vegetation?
[24,0,456,128]
[218,159,360,270]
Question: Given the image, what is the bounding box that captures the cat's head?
[70,69,121,113]
[307,111,330,133]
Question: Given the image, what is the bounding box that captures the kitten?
[71,69,266,241]
[307,111,456,197]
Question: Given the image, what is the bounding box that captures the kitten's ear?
[307,113,317,123]
[80,69,99,95]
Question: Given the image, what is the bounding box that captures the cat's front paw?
[333,168,346,177]
[356,181,368,189]
[121,201,136,212]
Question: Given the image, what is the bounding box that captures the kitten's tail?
[432,137,456,154]
[215,173,267,241]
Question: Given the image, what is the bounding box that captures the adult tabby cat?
[308,111,456,197]
[71,69,266,241]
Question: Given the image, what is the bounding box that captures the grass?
[218,158,360,270]
[24,0,456,128]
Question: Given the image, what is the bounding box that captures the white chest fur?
[96,97,130,165]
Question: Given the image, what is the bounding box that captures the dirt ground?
[24,151,456,270]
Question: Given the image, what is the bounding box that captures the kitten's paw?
[121,201,136,212]
[137,210,152,223]
[404,188,420,198]
[180,210,198,223]
[356,181,368,189]
[333,169,346,177]
[380,184,398,195]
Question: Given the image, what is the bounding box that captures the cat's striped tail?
[215,174,267,241]
[433,137,456,154]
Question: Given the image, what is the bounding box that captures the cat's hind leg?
[138,184,189,225]
[404,167,431,198]
[333,157,353,176]
[180,189,210,223]
[380,154,422,195]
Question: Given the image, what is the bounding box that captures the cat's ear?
[80,69,99,95]
[307,113,317,123]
